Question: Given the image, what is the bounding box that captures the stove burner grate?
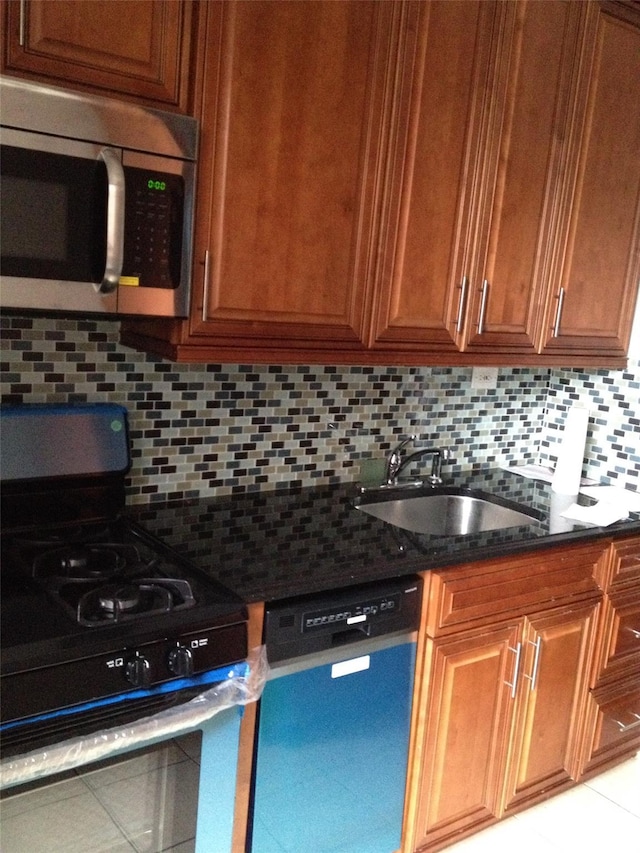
[76,577,196,627]
[32,543,140,582]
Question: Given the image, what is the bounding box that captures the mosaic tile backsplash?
[1,315,638,504]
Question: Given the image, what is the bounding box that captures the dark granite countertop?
[130,469,640,604]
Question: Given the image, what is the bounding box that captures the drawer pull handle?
[613,713,640,732]
[505,642,521,698]
[524,637,542,691]
[624,627,640,639]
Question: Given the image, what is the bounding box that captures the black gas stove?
[0,404,248,758]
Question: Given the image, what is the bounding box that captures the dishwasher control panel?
[303,592,402,632]
[264,576,422,663]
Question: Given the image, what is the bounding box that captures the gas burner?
[32,543,140,582]
[75,578,196,626]
[98,583,142,614]
[15,524,112,549]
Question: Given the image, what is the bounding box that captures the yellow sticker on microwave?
[119,276,140,287]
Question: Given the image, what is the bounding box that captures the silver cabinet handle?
[523,637,542,691]
[553,286,565,337]
[19,0,26,45]
[505,642,522,699]
[98,147,125,294]
[477,279,489,334]
[201,250,211,321]
[455,276,469,334]
[613,712,640,732]
[625,626,640,639]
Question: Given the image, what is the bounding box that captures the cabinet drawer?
[608,536,640,589]
[424,543,602,636]
[592,586,640,686]
[580,679,640,778]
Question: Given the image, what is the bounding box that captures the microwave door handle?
[98,147,125,294]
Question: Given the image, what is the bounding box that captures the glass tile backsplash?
[1,316,638,503]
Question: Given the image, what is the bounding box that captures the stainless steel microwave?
[0,77,197,317]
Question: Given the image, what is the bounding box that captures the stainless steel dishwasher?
[248,576,422,853]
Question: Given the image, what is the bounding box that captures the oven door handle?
[98,147,125,294]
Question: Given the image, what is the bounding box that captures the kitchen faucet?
[385,435,452,486]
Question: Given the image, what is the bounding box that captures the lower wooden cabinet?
[404,543,605,853]
[580,678,640,779]
[579,535,640,780]
[409,602,599,851]
[403,536,640,853]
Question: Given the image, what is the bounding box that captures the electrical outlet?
[471,366,499,389]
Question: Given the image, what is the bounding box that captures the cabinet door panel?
[540,3,640,358]
[190,0,394,349]
[369,0,494,353]
[2,0,191,109]
[464,0,585,354]
[413,624,519,850]
[502,602,599,815]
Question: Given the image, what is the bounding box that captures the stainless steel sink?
[355,491,539,536]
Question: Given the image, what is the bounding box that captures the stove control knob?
[125,653,152,688]
[168,644,194,677]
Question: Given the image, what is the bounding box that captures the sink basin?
[355,490,539,536]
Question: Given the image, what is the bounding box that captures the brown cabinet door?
[501,602,599,816]
[188,0,397,353]
[463,0,587,356]
[538,1,640,360]
[370,0,494,355]
[2,0,193,110]
[413,623,519,850]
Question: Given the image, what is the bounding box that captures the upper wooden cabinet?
[113,0,638,365]
[538,1,640,361]
[1,0,195,111]
[374,0,640,363]
[372,0,585,357]
[186,0,395,354]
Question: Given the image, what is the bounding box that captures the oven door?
[0,707,242,853]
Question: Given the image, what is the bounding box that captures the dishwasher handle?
[331,624,371,646]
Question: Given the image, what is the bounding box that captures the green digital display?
[147,179,167,191]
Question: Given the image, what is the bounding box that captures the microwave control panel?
[122,167,184,290]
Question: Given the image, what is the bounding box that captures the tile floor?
[0,732,202,853]
[445,752,640,853]
[0,743,638,852]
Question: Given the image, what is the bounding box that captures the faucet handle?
[393,434,416,451]
[429,446,454,484]
[386,434,416,484]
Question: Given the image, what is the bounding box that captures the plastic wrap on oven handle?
[0,645,268,790]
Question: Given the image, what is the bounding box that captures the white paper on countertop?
[560,502,629,527]
[579,485,640,513]
[501,464,597,486]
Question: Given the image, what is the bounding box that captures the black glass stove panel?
[1,516,247,676]
[7,521,199,628]
[0,515,248,738]
[26,533,197,627]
